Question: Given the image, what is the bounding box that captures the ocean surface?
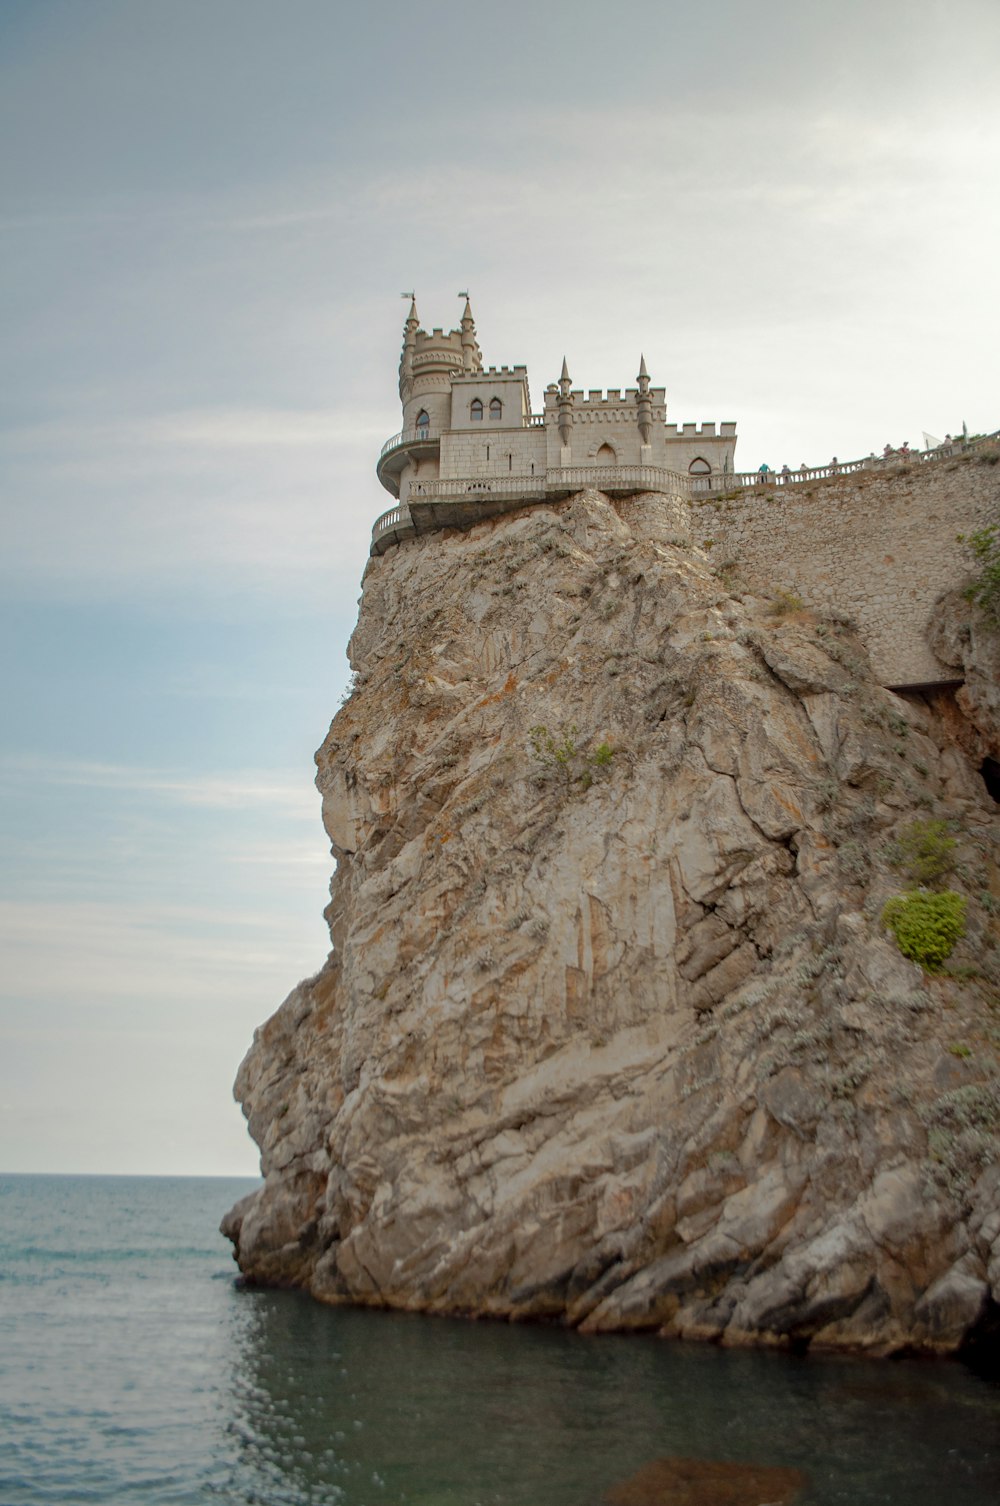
[0,1174,998,1505]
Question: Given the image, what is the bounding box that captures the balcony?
[376,425,443,496]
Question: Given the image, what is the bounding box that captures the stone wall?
[438,424,546,483]
[698,448,1000,686]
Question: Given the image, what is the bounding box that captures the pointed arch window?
[470,398,484,422]
[489,397,503,421]
[688,457,711,475]
[596,443,616,465]
[416,409,430,436]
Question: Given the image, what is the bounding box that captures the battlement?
[664,421,738,438]
[453,365,528,381]
[543,387,668,410]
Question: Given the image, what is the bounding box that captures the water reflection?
[217,1287,1000,1506]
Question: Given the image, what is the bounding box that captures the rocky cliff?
[223,490,1000,1356]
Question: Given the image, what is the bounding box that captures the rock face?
[223,490,1000,1356]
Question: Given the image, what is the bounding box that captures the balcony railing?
[548,464,689,496]
[379,425,442,460]
[409,475,545,501]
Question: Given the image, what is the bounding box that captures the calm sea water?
[0,1174,998,1505]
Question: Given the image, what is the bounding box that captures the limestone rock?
[223,490,1000,1357]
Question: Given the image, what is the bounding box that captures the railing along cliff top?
[692,429,1000,496]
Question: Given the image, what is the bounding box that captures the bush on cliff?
[959,524,1000,628]
[882,890,967,971]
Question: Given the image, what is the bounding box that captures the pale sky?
[2,0,998,1174]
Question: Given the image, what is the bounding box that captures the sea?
[0,1174,998,1506]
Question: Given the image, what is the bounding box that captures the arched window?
[688,457,711,475]
[489,397,502,421]
[596,443,616,465]
[470,398,483,422]
[416,409,430,436]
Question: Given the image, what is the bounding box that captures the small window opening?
[470,398,483,422]
[489,397,502,421]
[689,457,711,475]
[508,453,512,471]
[486,445,490,461]
[416,409,430,435]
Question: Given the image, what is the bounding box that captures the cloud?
[0,896,326,1006]
[0,755,321,819]
[3,407,387,454]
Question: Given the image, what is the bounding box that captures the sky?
[2,0,998,1175]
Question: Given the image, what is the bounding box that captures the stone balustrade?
[547,464,688,498]
[692,430,1000,496]
[379,425,442,460]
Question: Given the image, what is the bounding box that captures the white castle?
[372,296,737,554]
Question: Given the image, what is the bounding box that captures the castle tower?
[399,296,482,437]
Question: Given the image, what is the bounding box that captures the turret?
[557,357,574,452]
[636,354,653,448]
[398,294,419,405]
[398,296,476,435]
[459,293,483,374]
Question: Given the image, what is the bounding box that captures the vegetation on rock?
[881,889,967,971]
[960,524,1000,627]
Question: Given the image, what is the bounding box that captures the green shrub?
[882,890,967,971]
[959,525,1000,627]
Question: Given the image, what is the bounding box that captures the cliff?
[223,489,1000,1356]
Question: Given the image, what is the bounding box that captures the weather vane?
[458,290,469,299]
[401,291,415,300]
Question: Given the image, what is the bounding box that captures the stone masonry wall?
[698,449,1000,686]
[439,425,547,482]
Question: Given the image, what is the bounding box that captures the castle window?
[416,409,430,436]
[688,457,711,475]
[596,443,616,465]
[489,397,503,421]
[470,398,484,422]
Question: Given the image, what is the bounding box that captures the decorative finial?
[638,353,649,380]
[560,356,571,385]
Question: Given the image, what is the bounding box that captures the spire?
[557,357,574,449]
[399,292,419,404]
[636,354,652,446]
[458,291,482,372]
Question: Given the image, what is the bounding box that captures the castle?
[374,296,736,550]
[371,298,999,692]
